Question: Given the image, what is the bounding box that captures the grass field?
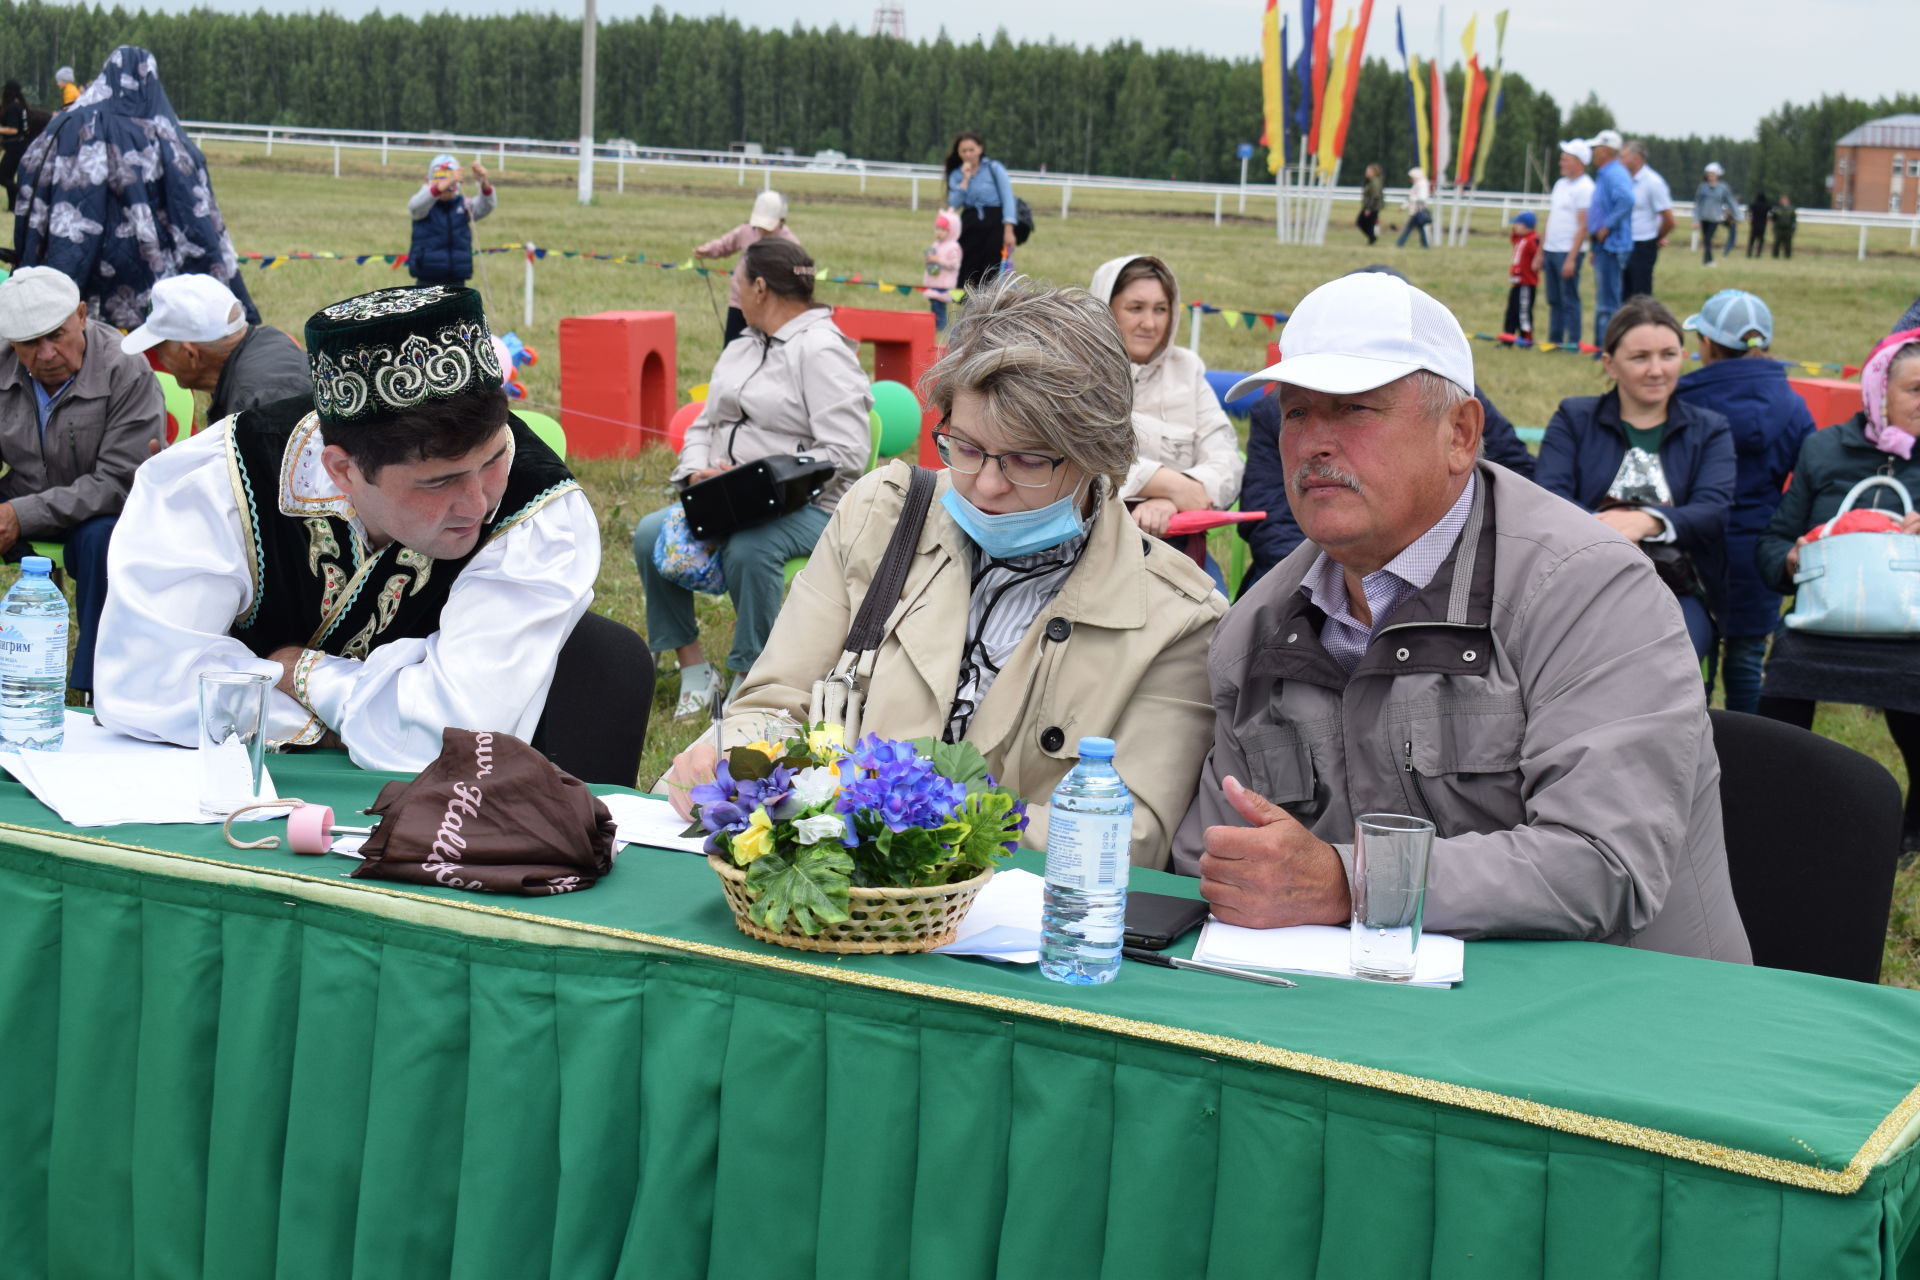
[121,141,1920,982]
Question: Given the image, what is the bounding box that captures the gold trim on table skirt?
[3,818,1913,1197]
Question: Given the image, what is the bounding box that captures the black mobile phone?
[1123,891,1210,951]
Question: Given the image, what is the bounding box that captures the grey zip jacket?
[1173,462,1751,963]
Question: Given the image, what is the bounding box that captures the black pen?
[1121,946,1299,988]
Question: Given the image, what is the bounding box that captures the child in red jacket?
[1503,211,1540,347]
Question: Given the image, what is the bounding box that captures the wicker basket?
[708,854,993,954]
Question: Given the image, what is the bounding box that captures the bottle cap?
[1077,736,1116,760]
[19,556,52,575]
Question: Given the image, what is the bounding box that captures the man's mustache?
[1289,459,1363,496]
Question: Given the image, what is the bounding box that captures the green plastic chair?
[157,370,196,442]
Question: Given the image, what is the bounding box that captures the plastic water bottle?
[1040,736,1133,985]
[0,556,69,751]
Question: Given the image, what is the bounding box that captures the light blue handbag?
[1784,475,1920,638]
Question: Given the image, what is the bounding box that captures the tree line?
[2,0,1911,208]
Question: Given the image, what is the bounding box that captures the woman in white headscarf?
[1088,254,1242,593]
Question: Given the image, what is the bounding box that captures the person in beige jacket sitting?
[1089,254,1244,594]
[665,276,1225,869]
[633,238,873,720]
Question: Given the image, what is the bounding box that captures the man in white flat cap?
[0,266,165,691]
[1171,271,1750,964]
[122,273,310,424]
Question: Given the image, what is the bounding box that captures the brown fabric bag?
[351,728,617,896]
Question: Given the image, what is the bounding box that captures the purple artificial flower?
[836,736,966,833]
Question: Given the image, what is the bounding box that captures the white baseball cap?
[1559,138,1592,165]
[1704,161,1725,176]
[121,274,247,353]
[1225,272,1473,403]
[749,189,787,231]
[0,266,82,342]
[1588,129,1624,151]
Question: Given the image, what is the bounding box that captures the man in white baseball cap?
[0,265,166,691]
[1584,129,1635,342]
[693,189,801,345]
[1173,271,1749,964]
[123,274,310,422]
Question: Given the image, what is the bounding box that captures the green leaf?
[727,746,774,782]
[680,820,706,840]
[744,845,853,934]
[907,737,994,793]
[863,824,948,888]
[941,790,1023,880]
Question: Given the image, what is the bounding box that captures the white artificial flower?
[789,766,840,809]
[793,814,846,847]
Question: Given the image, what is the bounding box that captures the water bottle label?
[1045,811,1130,893]
[0,618,68,681]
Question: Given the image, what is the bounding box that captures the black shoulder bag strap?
[809,466,936,737]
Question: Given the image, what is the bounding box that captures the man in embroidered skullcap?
[95,284,651,781]
[0,265,166,692]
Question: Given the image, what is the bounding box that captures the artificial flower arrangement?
[686,723,1028,949]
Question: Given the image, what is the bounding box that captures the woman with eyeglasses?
[664,275,1225,868]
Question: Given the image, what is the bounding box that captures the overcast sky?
[132,0,1917,141]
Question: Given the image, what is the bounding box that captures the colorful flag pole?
[1471,9,1509,187]
[1262,0,1286,175]
[1454,14,1483,184]
[1332,0,1377,162]
[1317,15,1354,179]
[1309,0,1334,157]
[1429,7,1450,191]
[1292,0,1315,149]
[1398,8,1431,181]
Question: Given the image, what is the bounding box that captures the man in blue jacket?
[1674,289,1815,713]
[1584,131,1635,346]
[408,154,497,290]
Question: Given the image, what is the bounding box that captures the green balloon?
[870,380,922,460]
[515,409,568,457]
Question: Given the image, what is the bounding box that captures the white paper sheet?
[1193,920,1465,988]
[2,744,281,827]
[597,793,710,854]
[933,867,1045,963]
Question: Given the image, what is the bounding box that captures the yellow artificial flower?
[732,808,776,864]
[743,740,784,760]
[808,723,847,757]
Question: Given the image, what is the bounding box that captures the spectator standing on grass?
[1622,140,1674,299]
[1771,195,1797,258]
[1694,163,1738,267]
[1672,289,1814,715]
[1502,211,1539,346]
[0,82,27,213]
[944,131,1017,294]
[1538,140,1594,348]
[1357,163,1384,244]
[1585,130,1635,345]
[1746,189,1770,258]
[407,153,495,292]
[921,208,962,334]
[1396,166,1432,247]
[693,189,799,347]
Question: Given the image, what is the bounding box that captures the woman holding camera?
[664,276,1225,868]
[632,238,872,720]
[1536,295,1735,661]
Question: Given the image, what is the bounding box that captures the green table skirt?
[0,753,1917,1279]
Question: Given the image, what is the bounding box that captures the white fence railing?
[183,119,1920,257]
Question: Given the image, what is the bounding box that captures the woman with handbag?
[1756,329,1920,852]
[1537,296,1736,662]
[1088,253,1244,594]
[663,276,1226,869]
[631,238,873,720]
[944,131,1017,295]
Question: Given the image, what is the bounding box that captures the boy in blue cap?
[1674,288,1816,712]
[1502,210,1539,346]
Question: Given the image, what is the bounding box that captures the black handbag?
[680,453,837,541]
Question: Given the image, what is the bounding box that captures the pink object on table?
[286,804,338,856]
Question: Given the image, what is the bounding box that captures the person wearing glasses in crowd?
[664,276,1225,868]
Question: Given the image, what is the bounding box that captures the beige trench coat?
[722,461,1225,869]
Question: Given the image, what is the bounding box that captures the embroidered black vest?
[226,397,579,661]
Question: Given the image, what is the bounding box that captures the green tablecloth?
[0,750,1916,1279]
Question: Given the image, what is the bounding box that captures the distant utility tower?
[870,3,907,38]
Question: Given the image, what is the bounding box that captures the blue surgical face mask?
[941,484,1088,559]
